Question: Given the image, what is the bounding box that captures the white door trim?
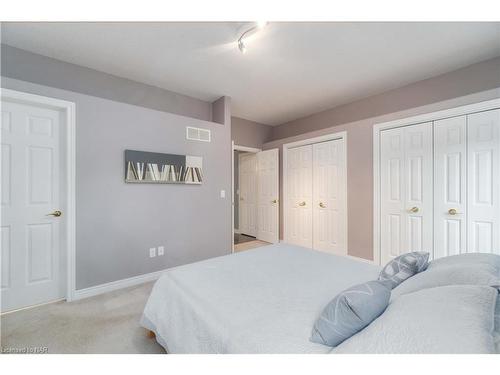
[1,88,77,302]
[231,142,261,252]
[283,131,348,252]
[373,98,500,265]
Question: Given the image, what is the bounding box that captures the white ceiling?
[2,22,500,125]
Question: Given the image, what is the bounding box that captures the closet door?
[404,123,433,255]
[286,145,313,247]
[380,127,406,265]
[256,149,279,243]
[467,109,500,254]
[239,153,257,237]
[380,122,433,265]
[312,139,346,254]
[434,116,467,258]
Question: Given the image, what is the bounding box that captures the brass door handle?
[448,208,459,215]
[298,201,306,207]
[319,202,326,208]
[271,199,278,204]
[47,210,62,217]
[409,206,419,213]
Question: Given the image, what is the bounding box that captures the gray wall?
[231,116,273,148]
[1,44,212,122]
[1,76,232,290]
[265,63,500,260]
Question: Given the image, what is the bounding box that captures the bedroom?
[1,0,500,372]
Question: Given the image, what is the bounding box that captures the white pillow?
[333,285,498,354]
[391,263,499,300]
[428,253,500,275]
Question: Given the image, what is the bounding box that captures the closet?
[285,138,346,255]
[378,108,500,265]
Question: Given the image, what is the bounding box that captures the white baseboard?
[73,269,166,301]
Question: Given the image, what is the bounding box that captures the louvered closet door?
[287,145,313,248]
[467,109,500,254]
[434,116,467,258]
[380,122,433,265]
[312,139,346,254]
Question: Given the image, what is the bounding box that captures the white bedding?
[140,243,380,353]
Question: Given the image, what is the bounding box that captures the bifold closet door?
[312,139,346,254]
[239,153,257,237]
[467,109,500,254]
[287,145,313,248]
[434,116,467,258]
[256,149,279,243]
[380,122,433,265]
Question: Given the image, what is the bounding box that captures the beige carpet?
[0,282,165,354]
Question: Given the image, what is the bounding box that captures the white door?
[256,149,279,243]
[1,101,65,312]
[286,145,313,247]
[238,153,257,237]
[434,116,467,258]
[312,139,346,254]
[467,109,500,254]
[380,122,433,265]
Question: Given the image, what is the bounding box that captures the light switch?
[220,190,226,198]
[158,246,165,256]
[149,248,156,258]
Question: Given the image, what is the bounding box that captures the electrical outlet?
[158,246,165,256]
[149,247,156,258]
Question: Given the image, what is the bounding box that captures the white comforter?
[140,244,380,353]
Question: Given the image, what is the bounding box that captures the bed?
[140,243,500,354]
[141,243,380,353]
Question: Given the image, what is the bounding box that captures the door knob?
[319,202,326,208]
[298,201,306,207]
[448,208,459,215]
[47,210,62,217]
[409,206,419,213]
[271,199,278,204]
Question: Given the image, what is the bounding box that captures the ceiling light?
[237,22,268,54]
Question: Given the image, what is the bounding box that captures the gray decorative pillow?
[310,280,390,347]
[378,252,429,289]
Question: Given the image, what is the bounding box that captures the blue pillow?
[378,252,429,289]
[310,280,390,347]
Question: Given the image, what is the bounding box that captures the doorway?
[1,89,76,313]
[231,143,279,252]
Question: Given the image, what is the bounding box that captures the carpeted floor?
[0,282,165,354]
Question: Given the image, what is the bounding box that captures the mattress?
[140,243,381,353]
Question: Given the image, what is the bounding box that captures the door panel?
[380,122,433,265]
[380,127,406,265]
[434,116,467,258]
[467,110,500,254]
[404,122,433,254]
[256,149,279,243]
[1,101,63,312]
[287,145,313,248]
[312,139,346,254]
[238,153,257,237]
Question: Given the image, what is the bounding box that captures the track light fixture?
[237,22,268,54]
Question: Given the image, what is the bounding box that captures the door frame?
[1,88,77,303]
[373,98,500,265]
[231,141,261,252]
[283,131,348,251]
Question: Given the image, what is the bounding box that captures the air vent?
[186,126,211,142]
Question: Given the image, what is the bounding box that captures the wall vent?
[186,126,211,142]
